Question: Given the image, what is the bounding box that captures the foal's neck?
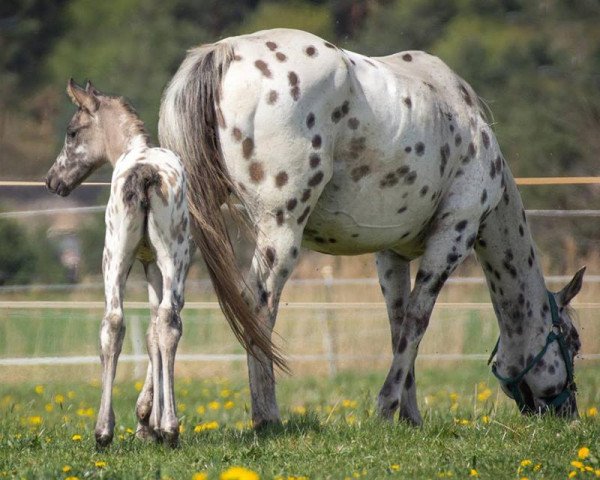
[475,170,552,372]
[103,100,151,166]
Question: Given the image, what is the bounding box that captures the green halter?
[488,291,575,413]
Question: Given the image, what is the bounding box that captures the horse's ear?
[66,78,99,113]
[85,80,101,97]
[558,266,586,306]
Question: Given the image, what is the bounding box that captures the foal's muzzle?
[45,171,72,197]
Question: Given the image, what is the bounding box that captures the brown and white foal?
[46,80,191,447]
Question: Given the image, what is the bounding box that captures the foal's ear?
[66,78,99,113]
[85,80,101,97]
[558,266,586,306]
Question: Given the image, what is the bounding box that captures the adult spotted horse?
[159,28,584,426]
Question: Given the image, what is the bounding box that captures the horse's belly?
[303,179,438,257]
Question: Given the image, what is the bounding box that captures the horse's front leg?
[244,220,304,428]
[377,219,479,423]
[135,262,162,441]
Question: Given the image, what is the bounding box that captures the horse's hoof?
[95,431,113,448]
[253,418,282,431]
[135,424,158,442]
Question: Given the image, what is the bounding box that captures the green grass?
[1,365,598,479]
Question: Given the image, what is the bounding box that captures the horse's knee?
[156,306,182,344]
[100,310,125,350]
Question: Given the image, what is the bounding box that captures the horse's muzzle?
[45,172,72,197]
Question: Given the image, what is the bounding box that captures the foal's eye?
[67,129,77,139]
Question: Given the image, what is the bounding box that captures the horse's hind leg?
[146,209,190,447]
[244,220,304,428]
[375,250,421,425]
[377,217,479,424]
[95,208,143,447]
[135,262,162,441]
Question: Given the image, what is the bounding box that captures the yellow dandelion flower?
[481,415,490,424]
[224,401,235,410]
[469,469,479,477]
[208,401,221,410]
[390,464,400,472]
[571,461,584,470]
[192,473,208,480]
[178,403,187,412]
[533,464,541,472]
[194,421,219,433]
[62,465,72,473]
[520,460,532,467]
[54,394,65,404]
[219,466,259,480]
[477,389,492,402]
[585,466,594,472]
[76,407,94,417]
[126,427,134,434]
[65,477,80,480]
[220,389,231,398]
[578,447,590,459]
[28,416,42,426]
[179,424,185,433]
[568,471,577,478]
[196,405,206,415]
[586,407,598,417]
[342,399,357,408]
[449,393,459,403]
[44,403,54,413]
[67,390,76,399]
[292,406,306,415]
[71,434,82,441]
[134,381,144,392]
[520,477,529,480]
[94,461,106,468]
[34,385,44,395]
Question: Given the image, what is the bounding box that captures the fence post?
[320,265,337,377]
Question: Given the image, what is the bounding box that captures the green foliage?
[0,218,68,285]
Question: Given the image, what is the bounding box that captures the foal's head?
[46,79,148,196]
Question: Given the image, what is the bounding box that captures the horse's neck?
[475,171,551,369]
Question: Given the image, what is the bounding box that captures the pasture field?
[0,365,598,480]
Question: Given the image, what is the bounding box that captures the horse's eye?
[67,129,77,139]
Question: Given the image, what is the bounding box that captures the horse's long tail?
[158,42,287,371]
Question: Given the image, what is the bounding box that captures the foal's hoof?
[95,432,113,449]
[135,423,158,442]
[161,429,179,448]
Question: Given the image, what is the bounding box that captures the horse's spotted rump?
[301,189,311,202]
[297,206,311,224]
[312,135,322,149]
[266,41,277,51]
[286,198,297,211]
[254,60,272,78]
[415,142,425,156]
[482,130,490,149]
[288,72,300,101]
[454,134,462,147]
[331,101,350,123]
[402,53,412,62]
[309,153,321,168]
[249,162,264,183]
[275,171,288,188]
[324,41,336,49]
[348,118,360,130]
[351,165,370,182]
[275,209,284,226]
[308,171,324,187]
[459,83,473,106]
[265,247,276,267]
[306,112,315,129]
[305,45,317,57]
[232,128,242,142]
[242,138,254,159]
[403,97,412,108]
[275,52,287,62]
[267,90,279,105]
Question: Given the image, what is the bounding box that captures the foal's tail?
[158,42,287,371]
[122,163,162,211]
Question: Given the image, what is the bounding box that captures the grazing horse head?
[46,79,148,196]
[491,268,584,418]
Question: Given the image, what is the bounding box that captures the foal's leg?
[146,211,190,447]
[375,250,421,424]
[135,262,162,441]
[95,213,143,447]
[377,219,479,422]
[244,221,304,427]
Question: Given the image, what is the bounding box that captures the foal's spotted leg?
[244,221,303,427]
[95,211,143,447]
[135,262,162,441]
[375,250,421,425]
[146,208,190,447]
[377,219,479,422]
